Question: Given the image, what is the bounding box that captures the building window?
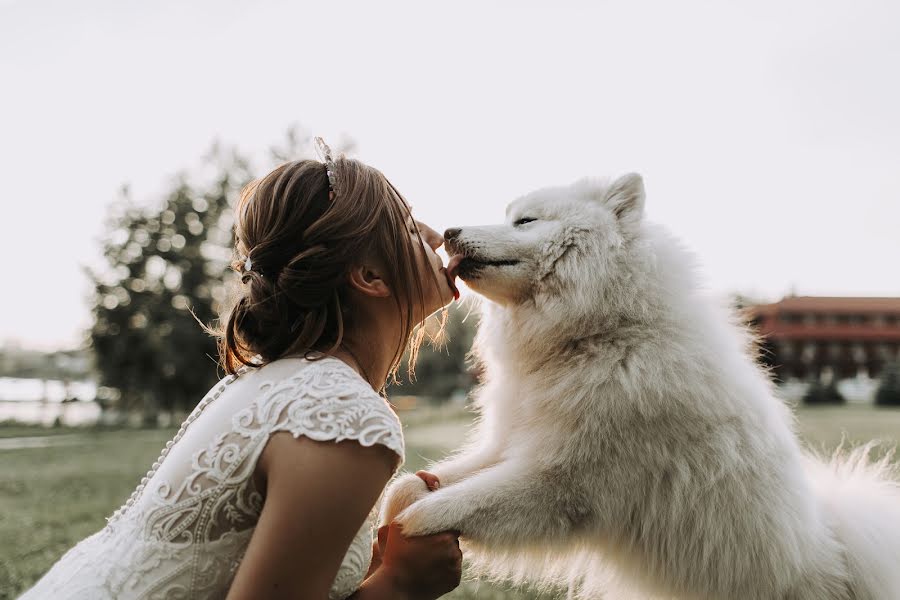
[801,342,817,363]
[780,341,795,358]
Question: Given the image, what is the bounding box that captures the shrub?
[875,361,900,407]
[803,379,845,405]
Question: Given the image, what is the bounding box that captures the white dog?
[383,174,900,599]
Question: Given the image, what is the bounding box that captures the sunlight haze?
[2,0,899,349]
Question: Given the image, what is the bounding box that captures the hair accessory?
[314,136,338,193]
[240,255,253,273]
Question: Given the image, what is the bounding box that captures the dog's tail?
[808,442,900,599]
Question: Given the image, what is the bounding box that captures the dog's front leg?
[380,441,503,525]
[396,458,577,547]
[427,439,503,487]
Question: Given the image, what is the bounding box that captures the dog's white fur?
[383,174,900,599]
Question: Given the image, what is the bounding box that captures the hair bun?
[213,155,432,379]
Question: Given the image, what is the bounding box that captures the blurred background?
[2,1,899,598]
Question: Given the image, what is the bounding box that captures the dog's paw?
[395,493,460,537]
[380,472,430,526]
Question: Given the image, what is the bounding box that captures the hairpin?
[236,253,253,275]
[314,136,338,193]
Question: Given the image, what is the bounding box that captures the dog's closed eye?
[513,217,537,227]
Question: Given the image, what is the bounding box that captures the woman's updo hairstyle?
[215,154,430,377]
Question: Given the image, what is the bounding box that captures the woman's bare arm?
[226,431,397,600]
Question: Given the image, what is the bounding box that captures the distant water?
[0,377,100,426]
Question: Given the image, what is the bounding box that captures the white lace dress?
[19,356,405,600]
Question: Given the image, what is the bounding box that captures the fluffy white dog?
[382,174,900,599]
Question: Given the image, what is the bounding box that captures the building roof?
[747,296,900,342]
[750,296,900,316]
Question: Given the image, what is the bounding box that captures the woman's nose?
[427,230,444,251]
[417,222,444,251]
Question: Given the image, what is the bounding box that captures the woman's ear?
[347,264,391,298]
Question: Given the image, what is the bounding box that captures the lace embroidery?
[233,359,405,457]
[19,357,404,600]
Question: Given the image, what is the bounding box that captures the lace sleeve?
[232,358,405,464]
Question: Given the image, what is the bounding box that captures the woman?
[21,139,463,599]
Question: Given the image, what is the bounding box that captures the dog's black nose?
[444,227,462,241]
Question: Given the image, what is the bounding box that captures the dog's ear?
[604,173,645,231]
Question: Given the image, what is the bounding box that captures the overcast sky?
[2,0,899,350]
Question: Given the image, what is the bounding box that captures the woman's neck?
[332,330,399,395]
[330,294,410,394]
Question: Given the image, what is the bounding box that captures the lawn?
[2,406,899,599]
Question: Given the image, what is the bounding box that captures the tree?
[87,147,251,424]
[875,360,900,407]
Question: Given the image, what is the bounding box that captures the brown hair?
[212,156,436,380]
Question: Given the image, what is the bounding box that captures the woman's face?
[407,217,457,320]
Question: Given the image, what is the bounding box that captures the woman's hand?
[382,471,460,599]
[381,470,442,526]
[415,470,441,491]
[367,470,443,578]
[361,472,459,599]
[374,522,462,600]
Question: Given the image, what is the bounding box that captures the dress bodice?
[20,356,405,600]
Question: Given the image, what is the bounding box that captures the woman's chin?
[432,273,457,309]
[429,290,455,315]
[442,283,457,306]
[412,290,453,324]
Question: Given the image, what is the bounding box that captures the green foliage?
[875,361,900,407]
[391,301,480,400]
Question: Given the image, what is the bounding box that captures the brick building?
[747,296,900,385]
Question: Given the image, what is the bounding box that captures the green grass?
[793,405,900,452]
[0,423,98,439]
[1,406,898,599]
[0,429,176,597]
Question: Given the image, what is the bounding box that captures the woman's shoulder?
[235,355,405,463]
[252,355,389,408]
